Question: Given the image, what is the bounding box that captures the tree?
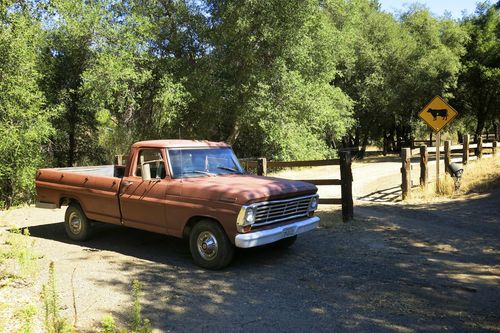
[453,2,500,140]
[0,3,55,207]
[201,0,353,159]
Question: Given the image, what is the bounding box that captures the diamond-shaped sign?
[418,96,458,133]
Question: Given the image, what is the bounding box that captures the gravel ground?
[0,157,499,332]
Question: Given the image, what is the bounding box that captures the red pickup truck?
[35,140,320,269]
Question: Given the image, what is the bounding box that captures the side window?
[135,149,166,179]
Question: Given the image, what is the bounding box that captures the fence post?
[114,155,123,165]
[444,140,451,175]
[463,134,469,165]
[493,141,498,156]
[477,136,483,159]
[401,148,411,200]
[340,151,353,222]
[257,158,267,176]
[420,145,428,188]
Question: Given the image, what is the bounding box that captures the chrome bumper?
[234,216,320,248]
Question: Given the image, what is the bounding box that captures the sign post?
[436,132,440,188]
[418,96,458,191]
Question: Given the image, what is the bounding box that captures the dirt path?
[0,156,499,332]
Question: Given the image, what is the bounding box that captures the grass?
[460,155,500,193]
[16,304,37,333]
[0,227,42,333]
[99,279,152,333]
[42,262,73,333]
[408,156,500,202]
[1,228,39,279]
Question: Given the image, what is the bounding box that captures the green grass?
[42,262,73,333]
[99,279,152,333]
[16,303,37,333]
[1,227,40,279]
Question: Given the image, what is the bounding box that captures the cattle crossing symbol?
[418,96,458,133]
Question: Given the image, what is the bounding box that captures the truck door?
[119,148,169,234]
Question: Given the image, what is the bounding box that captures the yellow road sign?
[418,96,458,133]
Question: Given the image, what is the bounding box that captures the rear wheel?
[64,203,91,241]
[189,220,234,270]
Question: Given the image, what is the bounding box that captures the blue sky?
[379,0,480,18]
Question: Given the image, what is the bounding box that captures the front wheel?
[189,220,234,270]
[64,203,91,241]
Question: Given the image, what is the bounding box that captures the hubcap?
[68,211,82,234]
[196,231,218,261]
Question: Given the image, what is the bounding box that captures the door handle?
[122,181,133,187]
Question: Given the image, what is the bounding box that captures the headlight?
[245,207,256,224]
[237,205,256,232]
[309,196,318,211]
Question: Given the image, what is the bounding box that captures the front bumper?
[234,216,320,248]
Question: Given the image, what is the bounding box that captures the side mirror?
[141,163,151,181]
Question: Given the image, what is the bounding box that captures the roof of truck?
[132,140,230,149]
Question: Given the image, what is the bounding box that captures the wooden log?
[298,179,342,186]
[463,134,470,165]
[420,145,428,188]
[444,140,451,176]
[266,159,340,167]
[340,151,353,222]
[318,198,342,205]
[257,157,267,176]
[401,148,411,200]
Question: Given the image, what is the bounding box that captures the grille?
[253,195,315,227]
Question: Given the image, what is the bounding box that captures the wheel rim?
[68,211,82,234]
[196,231,218,261]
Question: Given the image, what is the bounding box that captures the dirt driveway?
[1,158,499,332]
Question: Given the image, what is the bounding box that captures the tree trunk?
[226,120,240,146]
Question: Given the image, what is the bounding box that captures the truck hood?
[177,174,317,204]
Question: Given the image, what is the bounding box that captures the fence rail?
[243,152,353,221]
[401,134,498,199]
[411,132,498,148]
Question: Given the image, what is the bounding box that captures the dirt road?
[0,157,499,332]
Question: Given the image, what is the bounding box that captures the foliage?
[41,262,73,333]
[452,2,500,138]
[2,228,39,278]
[0,4,55,208]
[16,303,37,333]
[99,279,151,333]
[0,0,497,205]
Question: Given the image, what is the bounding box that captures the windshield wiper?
[191,170,216,176]
[217,166,243,174]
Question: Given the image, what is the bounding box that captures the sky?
[379,0,480,19]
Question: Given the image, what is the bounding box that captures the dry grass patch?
[460,155,500,193]
[408,156,500,203]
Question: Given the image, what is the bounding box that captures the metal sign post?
[436,132,440,190]
[418,96,458,190]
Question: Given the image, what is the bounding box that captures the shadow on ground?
[26,190,500,332]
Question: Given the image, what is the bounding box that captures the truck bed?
[35,165,125,225]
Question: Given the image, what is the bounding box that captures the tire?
[64,203,91,241]
[274,235,297,249]
[189,220,234,270]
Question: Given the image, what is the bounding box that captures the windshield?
[167,147,244,178]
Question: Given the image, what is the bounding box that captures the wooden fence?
[401,134,498,199]
[411,132,498,148]
[241,151,354,222]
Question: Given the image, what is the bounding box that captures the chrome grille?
[253,195,316,227]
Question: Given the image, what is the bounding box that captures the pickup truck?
[35,140,320,269]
